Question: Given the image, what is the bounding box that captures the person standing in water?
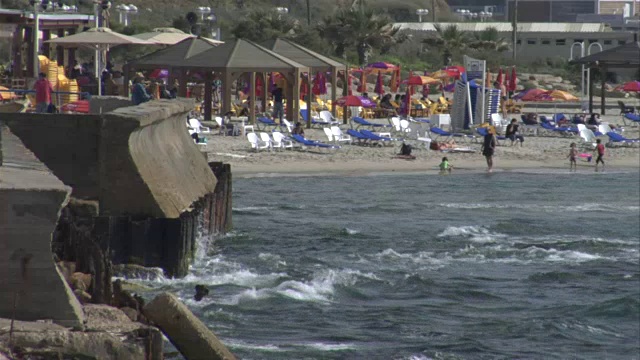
[481,127,497,172]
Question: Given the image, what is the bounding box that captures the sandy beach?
[201,114,640,177]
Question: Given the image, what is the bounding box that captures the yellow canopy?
[548,90,579,102]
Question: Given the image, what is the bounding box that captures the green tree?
[318,7,403,66]
[468,27,510,52]
[229,9,298,42]
[172,16,192,34]
[421,24,469,66]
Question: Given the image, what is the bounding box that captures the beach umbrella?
[508,66,518,93]
[514,88,548,101]
[312,71,323,96]
[335,95,376,107]
[255,74,264,98]
[357,69,367,93]
[346,71,353,96]
[300,74,309,100]
[268,73,276,92]
[375,72,384,96]
[149,68,169,79]
[431,69,456,80]
[365,62,399,74]
[422,70,431,97]
[485,71,493,88]
[444,66,465,79]
[496,68,504,86]
[404,75,440,86]
[547,90,579,102]
[622,81,640,92]
[319,72,327,95]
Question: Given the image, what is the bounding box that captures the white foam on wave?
[304,342,358,351]
[226,268,378,304]
[437,225,508,243]
[258,252,287,266]
[224,339,283,352]
[232,206,274,212]
[344,228,360,235]
[439,203,640,212]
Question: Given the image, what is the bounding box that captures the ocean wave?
[226,268,379,304]
[438,203,640,212]
[225,339,283,352]
[304,342,358,351]
[437,225,508,243]
[343,228,360,235]
[232,206,274,213]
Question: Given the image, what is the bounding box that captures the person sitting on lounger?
[292,122,305,136]
[506,118,524,147]
[523,112,538,125]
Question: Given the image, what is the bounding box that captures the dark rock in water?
[194,284,210,301]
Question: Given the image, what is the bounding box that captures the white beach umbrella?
[46,27,156,95]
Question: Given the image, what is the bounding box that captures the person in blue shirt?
[132,76,152,105]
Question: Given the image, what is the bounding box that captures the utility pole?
[512,0,518,60]
[306,0,311,25]
[432,0,436,21]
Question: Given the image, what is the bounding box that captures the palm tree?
[421,24,469,65]
[468,27,511,52]
[230,9,298,42]
[318,7,404,66]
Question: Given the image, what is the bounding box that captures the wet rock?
[56,261,76,284]
[0,306,163,359]
[71,272,92,291]
[113,264,164,280]
[74,289,92,304]
[113,279,145,311]
[121,306,139,322]
[144,292,236,360]
[194,284,210,301]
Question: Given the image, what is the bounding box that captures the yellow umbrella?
[548,90,579,102]
[430,70,455,79]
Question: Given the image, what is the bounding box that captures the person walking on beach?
[481,127,497,172]
[272,84,284,124]
[34,72,53,113]
[568,142,578,172]
[506,118,524,146]
[594,139,605,172]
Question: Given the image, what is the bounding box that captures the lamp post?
[570,41,603,99]
[275,6,288,20]
[29,0,41,77]
[416,8,429,23]
[116,4,137,26]
[197,6,211,22]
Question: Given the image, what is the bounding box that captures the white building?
[395,21,636,62]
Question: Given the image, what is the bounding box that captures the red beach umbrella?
[375,72,384,95]
[357,69,367,93]
[496,68,504,86]
[622,81,640,92]
[508,66,518,93]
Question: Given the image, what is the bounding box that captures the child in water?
[568,142,578,172]
[439,157,452,174]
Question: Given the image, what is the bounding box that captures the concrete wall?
[5,113,102,200]
[89,96,133,115]
[99,99,217,218]
[0,126,85,328]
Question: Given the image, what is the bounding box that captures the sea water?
[135,171,640,360]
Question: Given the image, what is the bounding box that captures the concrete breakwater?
[1,98,234,358]
[4,98,231,277]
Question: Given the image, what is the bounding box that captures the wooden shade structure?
[124,37,220,100]
[571,41,640,114]
[126,38,308,123]
[262,38,346,127]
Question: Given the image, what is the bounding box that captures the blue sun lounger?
[351,116,392,130]
[291,134,341,149]
[257,116,280,131]
[429,127,475,142]
[347,129,371,145]
[623,113,640,126]
[359,129,399,145]
[606,131,640,146]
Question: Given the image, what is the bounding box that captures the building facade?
[504,0,639,22]
[395,21,636,63]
